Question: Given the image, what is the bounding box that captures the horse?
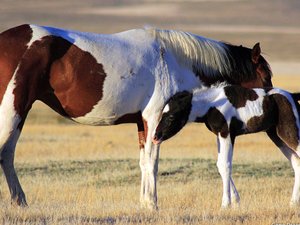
[0,24,272,209]
[153,85,300,208]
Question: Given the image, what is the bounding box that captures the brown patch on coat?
[246,96,277,133]
[0,24,32,105]
[224,86,258,108]
[114,112,148,149]
[272,94,299,150]
[196,107,229,138]
[48,38,106,118]
[229,117,244,143]
[12,35,71,117]
[12,34,106,118]
[137,118,148,149]
[114,111,143,125]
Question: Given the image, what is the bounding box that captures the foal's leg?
[138,118,160,210]
[291,154,300,206]
[217,134,234,208]
[267,128,300,206]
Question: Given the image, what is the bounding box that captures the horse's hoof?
[11,195,28,207]
[290,200,300,208]
[140,201,158,211]
[220,205,231,211]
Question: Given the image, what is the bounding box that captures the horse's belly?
[71,114,118,125]
[70,92,149,126]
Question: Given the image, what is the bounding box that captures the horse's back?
[0,25,160,125]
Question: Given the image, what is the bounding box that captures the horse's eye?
[169,115,175,120]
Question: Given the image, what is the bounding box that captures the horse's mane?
[148,28,272,86]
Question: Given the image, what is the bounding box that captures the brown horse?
[0,24,272,208]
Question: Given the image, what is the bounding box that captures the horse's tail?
[291,93,300,117]
[292,93,300,102]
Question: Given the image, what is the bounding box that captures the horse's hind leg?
[0,70,33,206]
[0,95,28,206]
[267,128,300,206]
[0,127,27,206]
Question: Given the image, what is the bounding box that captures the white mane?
[147,28,231,77]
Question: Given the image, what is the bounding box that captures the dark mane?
[151,28,272,87]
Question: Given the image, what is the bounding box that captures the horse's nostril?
[153,132,162,142]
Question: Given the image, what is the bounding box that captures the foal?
[153,85,300,208]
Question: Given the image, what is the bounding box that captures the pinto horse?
[153,85,300,208]
[0,24,272,208]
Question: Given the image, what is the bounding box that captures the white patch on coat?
[188,87,266,128]
[0,67,21,149]
[162,104,170,113]
[188,87,226,122]
[235,88,266,124]
[69,29,158,125]
[28,25,51,47]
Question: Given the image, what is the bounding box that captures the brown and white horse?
[0,24,272,208]
[153,85,300,208]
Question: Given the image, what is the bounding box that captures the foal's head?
[153,91,192,144]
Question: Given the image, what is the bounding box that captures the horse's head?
[241,43,273,88]
[153,91,192,145]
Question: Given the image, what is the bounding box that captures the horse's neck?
[152,29,231,80]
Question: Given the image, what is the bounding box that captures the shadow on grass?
[15,158,293,187]
[4,210,295,225]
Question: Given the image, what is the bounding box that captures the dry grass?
[0,75,297,224]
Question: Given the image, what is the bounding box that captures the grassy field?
[1,0,300,224]
[0,76,297,224]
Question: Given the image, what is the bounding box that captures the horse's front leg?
[139,141,160,210]
[138,119,160,210]
[230,177,240,207]
[216,134,234,208]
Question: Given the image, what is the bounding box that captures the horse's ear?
[251,42,261,64]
